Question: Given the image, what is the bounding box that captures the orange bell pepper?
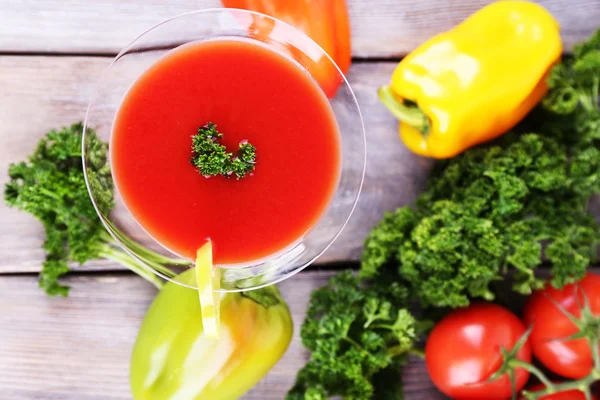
[222,0,351,97]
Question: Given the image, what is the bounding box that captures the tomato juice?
[111,38,340,264]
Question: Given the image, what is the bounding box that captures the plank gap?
[0,50,402,64]
[0,262,361,279]
[0,50,115,58]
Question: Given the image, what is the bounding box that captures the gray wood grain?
[0,56,431,273]
[0,0,599,57]
[0,271,444,399]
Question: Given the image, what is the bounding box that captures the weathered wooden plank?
[0,0,598,57]
[0,56,431,273]
[0,271,444,399]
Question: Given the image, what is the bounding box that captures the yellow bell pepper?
[379,0,562,159]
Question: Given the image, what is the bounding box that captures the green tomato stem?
[508,369,517,400]
[509,359,555,389]
[590,335,600,370]
[520,367,600,400]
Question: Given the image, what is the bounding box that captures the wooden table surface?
[1,1,599,399]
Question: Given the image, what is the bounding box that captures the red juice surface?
[111,38,341,264]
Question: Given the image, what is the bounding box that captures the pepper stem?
[242,284,285,308]
[378,85,430,136]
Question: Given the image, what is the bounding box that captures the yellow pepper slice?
[195,241,221,339]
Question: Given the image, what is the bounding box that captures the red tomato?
[520,383,597,400]
[523,273,600,379]
[426,303,531,399]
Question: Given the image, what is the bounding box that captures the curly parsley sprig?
[361,27,600,308]
[190,122,256,179]
[4,123,188,296]
[287,271,429,400]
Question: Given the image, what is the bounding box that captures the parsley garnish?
[3,123,187,296]
[190,122,256,179]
